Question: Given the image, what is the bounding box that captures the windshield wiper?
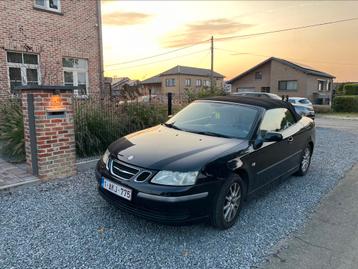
[188,130,233,138]
[162,122,182,131]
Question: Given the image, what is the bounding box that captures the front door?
[247,108,299,190]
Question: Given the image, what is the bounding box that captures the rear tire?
[210,175,245,229]
[296,144,312,176]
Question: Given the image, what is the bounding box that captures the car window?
[299,99,310,104]
[166,101,259,139]
[259,108,296,135]
[288,99,295,104]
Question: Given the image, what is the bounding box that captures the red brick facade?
[0,0,103,100]
[21,87,76,179]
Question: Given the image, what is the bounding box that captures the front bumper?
[95,161,220,224]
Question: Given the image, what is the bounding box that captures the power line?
[215,47,358,66]
[104,48,209,72]
[104,39,210,67]
[104,17,358,70]
[215,17,358,42]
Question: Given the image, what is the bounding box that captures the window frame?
[203,80,211,87]
[255,71,262,80]
[34,0,61,13]
[185,78,191,87]
[6,51,41,92]
[62,57,89,96]
[165,78,176,87]
[317,80,327,92]
[195,79,202,87]
[278,80,298,91]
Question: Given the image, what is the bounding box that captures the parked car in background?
[292,104,315,119]
[288,97,313,109]
[96,96,315,229]
[231,92,281,100]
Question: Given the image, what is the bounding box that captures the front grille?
[109,159,152,182]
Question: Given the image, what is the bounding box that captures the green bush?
[343,84,358,95]
[0,99,25,162]
[185,87,226,102]
[333,96,358,112]
[74,101,168,157]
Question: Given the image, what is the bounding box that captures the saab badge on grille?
[127,155,134,160]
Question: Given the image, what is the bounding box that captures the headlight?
[102,149,110,168]
[151,171,199,186]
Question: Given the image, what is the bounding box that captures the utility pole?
[210,36,214,92]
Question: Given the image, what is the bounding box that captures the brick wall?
[0,0,102,100]
[21,87,76,179]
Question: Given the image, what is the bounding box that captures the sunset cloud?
[162,18,252,48]
[102,11,152,26]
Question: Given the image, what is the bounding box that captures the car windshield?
[165,101,259,139]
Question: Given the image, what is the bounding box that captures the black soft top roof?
[201,96,302,121]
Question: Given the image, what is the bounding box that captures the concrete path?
[0,158,39,190]
[264,162,358,269]
[315,115,358,134]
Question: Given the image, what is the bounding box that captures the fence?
[73,93,189,157]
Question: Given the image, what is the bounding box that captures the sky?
[101,1,358,82]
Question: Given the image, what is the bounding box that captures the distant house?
[228,57,335,104]
[111,77,140,98]
[141,65,225,95]
[140,75,162,95]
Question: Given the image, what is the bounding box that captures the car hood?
[108,125,248,171]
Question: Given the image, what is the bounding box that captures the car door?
[244,108,300,190]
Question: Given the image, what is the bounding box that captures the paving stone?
[0,158,39,190]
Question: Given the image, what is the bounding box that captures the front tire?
[296,144,312,176]
[211,175,244,229]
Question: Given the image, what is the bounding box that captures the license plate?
[102,177,132,201]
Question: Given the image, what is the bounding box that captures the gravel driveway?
[1,127,358,269]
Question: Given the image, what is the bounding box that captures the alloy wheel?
[223,182,241,222]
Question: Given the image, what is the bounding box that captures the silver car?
[288,97,313,110]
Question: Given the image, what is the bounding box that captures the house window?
[7,51,40,94]
[203,80,211,87]
[63,58,88,95]
[165,78,175,87]
[318,80,326,91]
[255,71,262,80]
[185,79,191,87]
[196,79,202,87]
[34,0,61,12]
[278,80,298,91]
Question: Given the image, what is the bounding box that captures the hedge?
[333,95,358,112]
[343,84,358,95]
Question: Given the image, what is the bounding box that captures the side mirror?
[253,135,264,150]
[264,132,283,142]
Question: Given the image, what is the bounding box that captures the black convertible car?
[96,96,315,229]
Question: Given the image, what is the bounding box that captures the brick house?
[141,65,225,96]
[228,57,335,104]
[0,0,103,100]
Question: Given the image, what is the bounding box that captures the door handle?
[288,136,294,142]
